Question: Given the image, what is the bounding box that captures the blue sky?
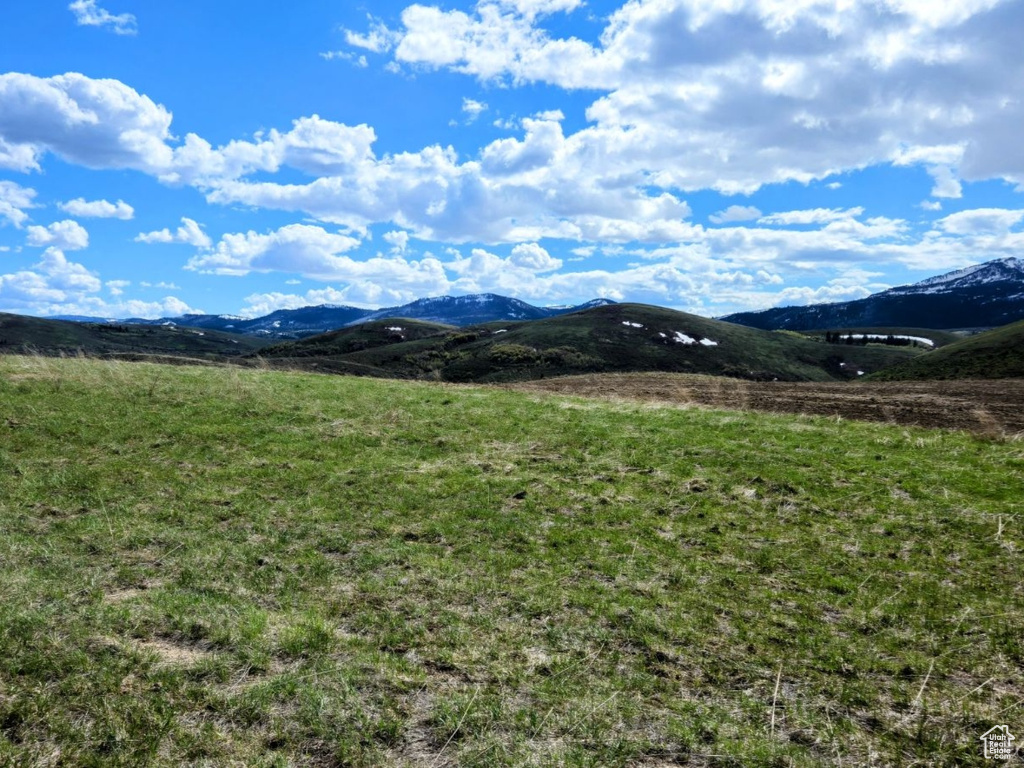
[2,0,1024,319]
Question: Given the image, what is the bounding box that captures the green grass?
[869,319,1024,381]
[1,356,1022,766]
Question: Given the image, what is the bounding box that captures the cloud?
[508,242,561,271]
[927,165,963,199]
[204,116,696,245]
[503,0,583,17]
[0,248,199,318]
[68,0,137,35]
[187,223,423,283]
[187,224,362,277]
[759,208,865,227]
[0,181,36,228]
[383,230,410,253]
[0,72,172,173]
[241,281,439,315]
[105,279,129,295]
[166,114,378,184]
[320,51,369,68]
[58,197,134,219]
[369,0,1024,194]
[462,98,489,121]
[140,281,180,290]
[135,218,211,248]
[710,205,762,224]
[344,18,400,53]
[26,220,90,251]
[0,248,100,310]
[934,208,1024,235]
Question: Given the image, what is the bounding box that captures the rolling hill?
[0,313,271,360]
[259,303,923,383]
[868,319,1024,380]
[721,257,1024,330]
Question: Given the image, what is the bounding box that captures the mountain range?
[8,259,1024,381]
[57,295,617,340]
[47,257,1024,340]
[721,257,1024,330]
[254,303,921,383]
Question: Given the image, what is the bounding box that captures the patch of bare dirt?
[104,581,162,604]
[507,374,1024,434]
[134,638,217,667]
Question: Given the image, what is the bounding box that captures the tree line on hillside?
[823,332,924,348]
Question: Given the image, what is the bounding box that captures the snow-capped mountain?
[355,294,616,327]
[94,295,618,339]
[720,257,1024,331]
[883,257,1024,296]
[120,305,375,337]
[355,294,556,326]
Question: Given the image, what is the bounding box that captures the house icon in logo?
[980,725,1016,760]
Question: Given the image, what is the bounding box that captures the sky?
[2,0,1024,319]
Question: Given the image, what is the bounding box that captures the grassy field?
[1,356,1021,766]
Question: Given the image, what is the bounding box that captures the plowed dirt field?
[510,373,1024,434]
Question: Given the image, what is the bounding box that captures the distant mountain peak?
[885,257,1024,297]
[720,257,1024,331]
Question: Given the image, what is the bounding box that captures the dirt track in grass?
[507,373,1024,434]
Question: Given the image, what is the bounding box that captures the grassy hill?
[262,303,923,383]
[0,313,270,360]
[260,318,454,358]
[1,355,1020,766]
[869,319,1024,380]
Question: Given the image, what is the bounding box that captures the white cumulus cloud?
[0,72,172,174]
[710,205,762,224]
[68,0,137,35]
[508,242,562,271]
[135,218,212,248]
[462,98,489,121]
[0,181,36,228]
[105,279,130,295]
[370,0,1024,194]
[0,248,100,312]
[26,220,90,251]
[934,208,1024,235]
[59,198,134,219]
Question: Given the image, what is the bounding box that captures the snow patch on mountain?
[886,257,1024,296]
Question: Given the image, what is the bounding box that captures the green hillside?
[260,318,453,358]
[262,303,923,383]
[869,319,1024,380]
[0,313,270,360]
[0,355,1020,766]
